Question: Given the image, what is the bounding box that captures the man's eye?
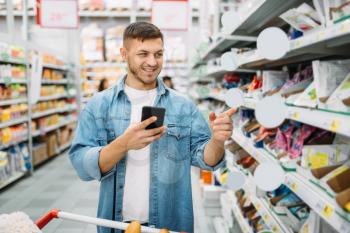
[155,53,163,58]
[138,53,147,57]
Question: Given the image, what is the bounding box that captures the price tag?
[330,119,340,132]
[291,182,298,192]
[340,24,349,33]
[256,203,261,211]
[340,222,350,233]
[263,214,269,221]
[322,205,334,219]
[295,40,302,48]
[317,32,325,40]
[293,111,300,120]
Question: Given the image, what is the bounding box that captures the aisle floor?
[0,153,214,233]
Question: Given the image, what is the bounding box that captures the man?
[162,75,174,89]
[69,22,235,233]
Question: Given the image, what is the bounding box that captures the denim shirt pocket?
[96,118,116,146]
[165,124,190,161]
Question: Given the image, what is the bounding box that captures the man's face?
[121,38,164,85]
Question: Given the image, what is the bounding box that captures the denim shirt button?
[119,185,123,189]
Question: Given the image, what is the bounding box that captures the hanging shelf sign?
[36,0,79,29]
[152,0,189,31]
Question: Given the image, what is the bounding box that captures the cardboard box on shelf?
[40,133,59,157]
[59,127,70,146]
[32,143,48,166]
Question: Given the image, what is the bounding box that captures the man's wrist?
[112,135,128,154]
[209,138,225,150]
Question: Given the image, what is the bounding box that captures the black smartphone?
[141,106,166,130]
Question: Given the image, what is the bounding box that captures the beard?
[127,61,161,85]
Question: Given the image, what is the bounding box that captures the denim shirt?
[69,77,226,233]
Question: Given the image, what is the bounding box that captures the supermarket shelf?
[228,0,307,36]
[32,118,77,137]
[0,57,26,65]
[42,64,68,71]
[0,171,26,190]
[241,98,350,137]
[0,78,27,84]
[0,134,28,151]
[79,11,131,17]
[0,97,28,107]
[32,106,77,119]
[83,62,127,69]
[135,11,152,18]
[249,194,293,233]
[85,71,123,77]
[238,19,350,69]
[0,116,28,129]
[41,79,68,85]
[201,35,256,62]
[231,196,254,233]
[231,129,350,232]
[38,94,68,102]
[207,93,225,102]
[163,63,188,70]
[205,66,255,77]
[287,106,350,137]
[58,142,72,152]
[0,10,35,17]
[285,172,350,233]
[231,130,278,165]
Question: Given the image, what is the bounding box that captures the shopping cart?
[35,209,185,233]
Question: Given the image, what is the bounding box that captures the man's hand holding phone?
[119,116,166,151]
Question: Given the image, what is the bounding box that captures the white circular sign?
[221,11,239,29]
[226,171,246,191]
[220,52,238,71]
[253,163,285,191]
[255,95,287,128]
[257,27,290,60]
[224,88,245,108]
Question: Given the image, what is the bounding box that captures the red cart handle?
[35,209,59,229]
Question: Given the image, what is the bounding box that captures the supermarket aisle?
[0,152,213,233]
[0,153,100,233]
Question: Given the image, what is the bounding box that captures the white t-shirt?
[122,84,157,223]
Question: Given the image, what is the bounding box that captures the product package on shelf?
[105,0,132,11]
[0,103,28,123]
[0,143,30,184]
[0,123,28,146]
[42,68,65,81]
[12,0,35,10]
[164,37,187,63]
[324,73,350,113]
[0,43,25,61]
[105,26,125,62]
[81,24,104,62]
[40,85,66,97]
[79,0,104,11]
[327,0,350,24]
[312,59,350,110]
[0,64,26,82]
[136,0,152,11]
[280,3,321,33]
[0,84,27,101]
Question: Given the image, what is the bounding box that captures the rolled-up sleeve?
[69,109,113,181]
[190,105,226,171]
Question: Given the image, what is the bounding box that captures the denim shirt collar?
[115,75,168,98]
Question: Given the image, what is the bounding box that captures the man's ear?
[120,47,127,61]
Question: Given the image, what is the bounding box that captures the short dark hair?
[123,22,163,44]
